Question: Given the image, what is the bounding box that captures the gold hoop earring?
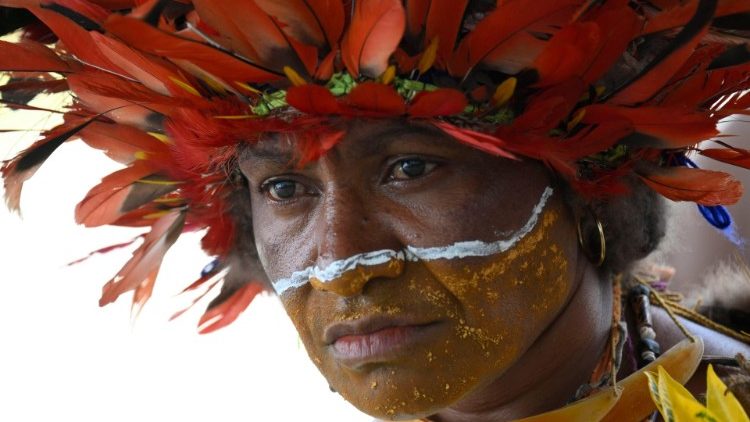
[577,212,606,267]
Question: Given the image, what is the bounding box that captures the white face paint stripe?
[272,186,554,295]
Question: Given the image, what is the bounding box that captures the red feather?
[90,31,189,97]
[286,84,342,114]
[75,161,178,227]
[104,15,281,85]
[405,0,429,41]
[408,88,467,117]
[423,0,469,66]
[342,82,406,116]
[700,147,750,169]
[192,0,318,75]
[449,0,579,77]
[582,104,718,148]
[255,0,345,49]
[2,117,97,213]
[99,210,186,306]
[29,6,127,75]
[433,121,516,160]
[67,235,144,266]
[534,22,601,87]
[536,6,641,86]
[79,120,169,164]
[609,0,715,105]
[0,39,71,72]
[637,166,743,205]
[643,0,750,35]
[340,0,405,78]
[198,282,264,334]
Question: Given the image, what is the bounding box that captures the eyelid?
[383,155,442,182]
[259,174,318,202]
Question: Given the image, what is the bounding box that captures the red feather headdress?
[1,0,750,332]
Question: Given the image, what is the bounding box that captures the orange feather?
[341,0,405,78]
[198,282,264,334]
[638,166,742,205]
[700,147,750,169]
[99,210,186,306]
[79,120,169,164]
[0,39,72,72]
[75,161,178,227]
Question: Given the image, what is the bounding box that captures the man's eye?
[390,158,437,180]
[263,180,304,201]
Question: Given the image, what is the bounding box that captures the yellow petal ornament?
[646,364,749,422]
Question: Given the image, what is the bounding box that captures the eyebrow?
[239,121,455,168]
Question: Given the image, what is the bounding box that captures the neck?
[431,262,613,422]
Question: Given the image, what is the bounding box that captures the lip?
[324,316,442,368]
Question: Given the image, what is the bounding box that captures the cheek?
[423,205,575,370]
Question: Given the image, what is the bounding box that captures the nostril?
[309,259,405,296]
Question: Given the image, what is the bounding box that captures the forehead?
[240,119,459,164]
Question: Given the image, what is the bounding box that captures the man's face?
[239,120,580,419]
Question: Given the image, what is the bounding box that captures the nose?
[310,186,404,297]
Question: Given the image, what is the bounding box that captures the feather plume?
[340,0,405,78]
[405,0,429,41]
[534,6,641,86]
[608,0,717,105]
[67,235,144,266]
[255,0,345,49]
[0,78,68,103]
[29,6,127,75]
[637,166,742,205]
[90,31,189,97]
[341,81,406,116]
[700,147,750,169]
[434,121,516,160]
[408,88,467,117]
[78,120,170,164]
[286,84,342,114]
[197,282,264,334]
[1,116,98,212]
[99,210,185,306]
[191,0,317,75]
[75,161,178,227]
[643,0,750,35]
[582,104,718,148]
[104,15,282,84]
[422,0,469,66]
[449,0,579,77]
[0,39,71,72]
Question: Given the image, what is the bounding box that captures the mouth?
[324,316,443,369]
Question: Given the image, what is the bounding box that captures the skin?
[238,119,750,421]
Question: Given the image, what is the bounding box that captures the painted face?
[239,120,581,419]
